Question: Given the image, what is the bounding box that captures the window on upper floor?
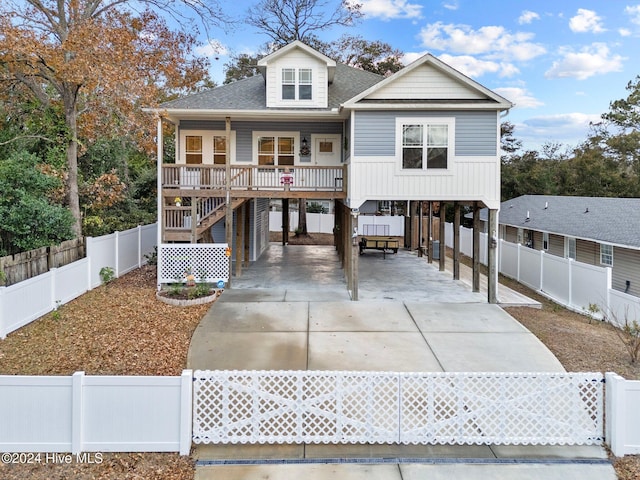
[281,68,312,101]
[600,244,613,266]
[398,118,453,171]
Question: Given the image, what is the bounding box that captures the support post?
[439,203,446,272]
[487,208,498,303]
[244,201,250,267]
[282,199,289,245]
[472,202,480,292]
[350,209,359,301]
[427,202,433,264]
[225,116,233,288]
[453,202,460,280]
[190,197,197,243]
[235,202,243,277]
[418,201,423,257]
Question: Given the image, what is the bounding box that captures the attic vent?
[585,207,589,213]
[544,202,548,209]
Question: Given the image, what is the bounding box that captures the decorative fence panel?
[0,371,192,455]
[192,371,604,447]
[158,244,229,285]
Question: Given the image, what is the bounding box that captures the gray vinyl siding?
[352,110,497,157]
[612,247,640,297]
[504,226,518,243]
[548,234,565,258]
[180,120,343,162]
[576,239,598,265]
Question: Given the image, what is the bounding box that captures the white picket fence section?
[0,224,157,339]
[0,371,192,455]
[444,223,640,325]
[192,370,604,447]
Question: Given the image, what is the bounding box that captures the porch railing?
[162,165,345,192]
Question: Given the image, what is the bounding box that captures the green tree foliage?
[326,35,404,76]
[0,152,74,255]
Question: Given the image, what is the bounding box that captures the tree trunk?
[63,86,82,238]
[297,198,308,235]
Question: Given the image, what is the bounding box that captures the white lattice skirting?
[193,371,604,446]
[158,244,229,284]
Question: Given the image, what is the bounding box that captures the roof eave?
[147,108,346,123]
[342,101,513,110]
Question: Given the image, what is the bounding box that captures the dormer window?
[281,68,313,101]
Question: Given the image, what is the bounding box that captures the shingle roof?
[481,195,640,249]
[160,63,384,111]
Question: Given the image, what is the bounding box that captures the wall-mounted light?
[300,137,310,156]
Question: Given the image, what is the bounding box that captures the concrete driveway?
[188,244,615,480]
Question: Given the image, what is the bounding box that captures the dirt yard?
[0,245,638,479]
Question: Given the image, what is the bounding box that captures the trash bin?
[433,240,440,260]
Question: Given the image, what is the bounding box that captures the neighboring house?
[473,195,640,298]
[148,40,512,300]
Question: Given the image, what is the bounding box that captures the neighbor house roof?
[476,195,640,249]
[160,62,383,112]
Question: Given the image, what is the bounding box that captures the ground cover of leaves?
[1,250,639,478]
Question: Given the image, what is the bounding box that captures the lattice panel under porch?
[159,244,229,284]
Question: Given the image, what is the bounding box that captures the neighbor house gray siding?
[612,247,640,297]
[179,120,343,162]
[352,110,497,157]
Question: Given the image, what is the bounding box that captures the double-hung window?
[399,118,453,171]
[281,68,313,101]
[213,136,226,165]
[600,244,613,266]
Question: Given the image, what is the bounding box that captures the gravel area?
[1,256,639,479]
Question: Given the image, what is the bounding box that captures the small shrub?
[168,282,184,297]
[99,266,115,284]
[144,246,157,266]
[188,283,211,299]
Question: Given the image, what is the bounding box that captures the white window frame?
[600,243,613,266]
[280,67,313,101]
[395,117,454,174]
[542,232,549,251]
[252,131,300,166]
[178,130,237,165]
[565,236,576,260]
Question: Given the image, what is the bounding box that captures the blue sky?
[194,1,640,152]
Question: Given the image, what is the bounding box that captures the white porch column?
[156,116,163,290]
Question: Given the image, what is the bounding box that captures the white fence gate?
[192,370,604,447]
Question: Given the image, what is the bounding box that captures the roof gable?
[343,53,512,109]
[257,40,336,82]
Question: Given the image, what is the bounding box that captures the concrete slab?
[406,303,529,333]
[425,332,566,372]
[188,332,308,370]
[400,463,616,480]
[197,302,309,332]
[490,445,609,460]
[219,288,287,302]
[195,464,402,480]
[286,289,351,302]
[309,302,417,332]
[308,332,443,372]
[304,444,495,459]
[193,443,304,461]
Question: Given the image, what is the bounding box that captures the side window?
[282,69,295,100]
[213,136,226,165]
[542,232,549,251]
[398,118,453,171]
[600,244,613,266]
[299,69,312,100]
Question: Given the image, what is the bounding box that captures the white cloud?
[619,28,632,37]
[569,8,606,33]
[493,87,544,108]
[517,113,602,148]
[518,10,540,25]
[545,43,624,80]
[625,5,640,25]
[419,22,546,62]
[443,1,458,10]
[195,39,227,58]
[438,54,519,78]
[352,0,423,20]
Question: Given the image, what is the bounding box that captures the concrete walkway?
[189,244,614,480]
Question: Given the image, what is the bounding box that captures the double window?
[258,136,295,166]
[282,68,312,101]
[398,118,453,171]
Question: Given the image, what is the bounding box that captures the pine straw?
[1,260,639,478]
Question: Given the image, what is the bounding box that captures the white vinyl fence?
[269,212,406,237]
[0,371,192,455]
[0,224,157,339]
[1,369,638,458]
[192,370,604,447]
[444,223,640,325]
